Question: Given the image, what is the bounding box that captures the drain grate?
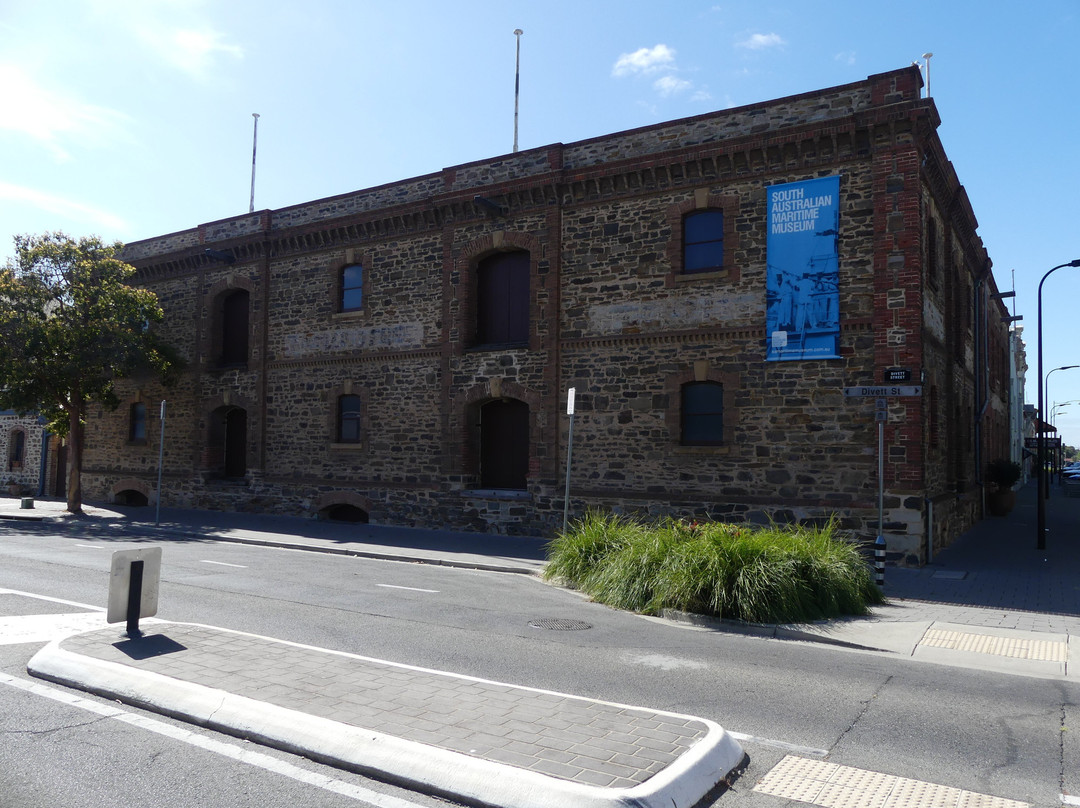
[528,618,592,631]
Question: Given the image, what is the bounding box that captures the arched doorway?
[479,399,529,490]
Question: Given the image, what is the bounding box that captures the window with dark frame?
[219,289,249,366]
[341,263,363,312]
[681,382,724,445]
[479,398,529,489]
[129,403,147,444]
[338,394,363,444]
[682,210,724,274]
[8,429,25,469]
[475,251,529,347]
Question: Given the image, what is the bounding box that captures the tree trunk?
[66,402,84,514]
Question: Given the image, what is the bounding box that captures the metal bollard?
[874,535,886,587]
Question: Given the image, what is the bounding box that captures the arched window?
[337,394,363,443]
[681,382,724,445]
[475,251,529,347]
[219,290,249,366]
[8,429,26,470]
[682,210,724,274]
[341,264,363,312]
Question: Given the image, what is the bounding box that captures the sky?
[2,0,1078,445]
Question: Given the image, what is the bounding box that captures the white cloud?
[152,27,244,77]
[835,51,857,66]
[737,33,786,50]
[654,75,692,97]
[0,65,132,162]
[130,24,243,79]
[84,0,243,80]
[0,182,128,233]
[612,44,676,77]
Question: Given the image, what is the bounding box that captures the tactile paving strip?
[754,755,1030,808]
[919,629,1067,662]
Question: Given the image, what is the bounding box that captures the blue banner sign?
[765,176,841,361]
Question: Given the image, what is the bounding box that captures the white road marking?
[75,544,105,549]
[0,589,102,611]
[0,670,427,808]
[376,584,438,593]
[727,731,829,758]
[0,612,111,645]
[201,560,248,568]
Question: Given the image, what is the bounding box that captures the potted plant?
[986,458,1022,516]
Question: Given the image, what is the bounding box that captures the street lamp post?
[1043,366,1078,498]
[1052,400,1078,483]
[1036,260,1080,550]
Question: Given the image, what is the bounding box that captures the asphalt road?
[0,521,1075,807]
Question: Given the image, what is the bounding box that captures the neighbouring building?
[81,66,1016,564]
[1,412,55,497]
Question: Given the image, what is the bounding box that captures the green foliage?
[545,511,885,624]
[0,232,182,435]
[986,458,1022,487]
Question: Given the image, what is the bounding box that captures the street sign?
[843,386,922,398]
[108,547,162,635]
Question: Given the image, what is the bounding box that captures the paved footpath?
[26,613,742,808]
[4,479,1079,806]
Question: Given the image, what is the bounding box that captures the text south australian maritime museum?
[769,187,834,233]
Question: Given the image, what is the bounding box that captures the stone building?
[81,65,1014,563]
[1,412,52,497]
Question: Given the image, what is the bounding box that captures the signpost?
[108,547,162,637]
[562,388,576,534]
[845,384,922,585]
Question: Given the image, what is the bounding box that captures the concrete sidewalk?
[0,495,548,574]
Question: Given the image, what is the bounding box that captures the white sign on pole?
[107,547,162,624]
[566,387,576,415]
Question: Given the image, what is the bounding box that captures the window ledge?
[676,269,729,283]
[464,342,529,353]
[330,442,366,451]
[332,309,367,321]
[673,445,731,455]
[459,488,532,501]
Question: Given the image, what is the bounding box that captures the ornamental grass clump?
[544,512,885,624]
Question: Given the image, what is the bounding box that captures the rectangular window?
[341,264,363,312]
[681,382,724,445]
[683,210,724,274]
[338,394,362,443]
[129,403,147,444]
[475,251,529,346]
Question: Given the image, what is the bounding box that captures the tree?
[0,232,181,513]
